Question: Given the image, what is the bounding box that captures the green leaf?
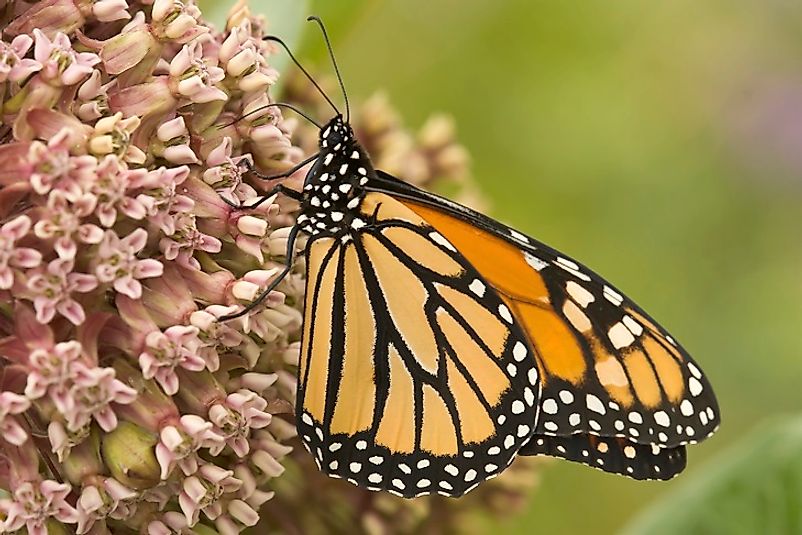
[621,417,802,535]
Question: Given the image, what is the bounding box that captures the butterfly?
[222,17,720,499]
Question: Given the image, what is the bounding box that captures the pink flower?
[33,29,100,86]
[148,512,189,535]
[81,155,148,227]
[91,0,131,21]
[154,116,198,164]
[202,137,253,204]
[1,480,79,535]
[0,215,42,289]
[238,94,303,167]
[25,128,96,197]
[25,340,83,402]
[26,258,98,325]
[88,112,146,164]
[155,415,225,479]
[168,41,227,104]
[135,165,193,235]
[151,0,208,43]
[190,306,245,372]
[75,478,137,534]
[208,390,272,457]
[64,364,137,431]
[48,420,90,462]
[0,392,31,446]
[178,463,242,526]
[159,213,223,271]
[0,34,42,83]
[75,70,112,121]
[33,190,104,259]
[95,228,164,299]
[139,325,205,395]
[218,20,278,93]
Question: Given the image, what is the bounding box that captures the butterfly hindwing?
[368,170,719,476]
[521,433,687,480]
[297,192,540,498]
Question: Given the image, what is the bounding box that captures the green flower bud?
[101,422,160,490]
[62,427,103,485]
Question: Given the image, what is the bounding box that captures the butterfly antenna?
[307,16,350,123]
[264,35,341,118]
[218,102,322,129]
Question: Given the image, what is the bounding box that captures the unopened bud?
[102,422,160,490]
[236,215,268,237]
[228,499,258,527]
[63,428,104,485]
[232,280,259,301]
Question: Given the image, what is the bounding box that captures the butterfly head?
[320,115,354,150]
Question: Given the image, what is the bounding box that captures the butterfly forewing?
[366,171,719,478]
[297,191,540,498]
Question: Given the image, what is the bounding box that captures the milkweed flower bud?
[102,422,161,490]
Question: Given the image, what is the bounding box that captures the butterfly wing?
[297,192,540,498]
[368,170,719,478]
[522,434,686,480]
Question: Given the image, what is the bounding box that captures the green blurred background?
[206,1,802,532]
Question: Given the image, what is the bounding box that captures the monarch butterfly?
[223,17,720,499]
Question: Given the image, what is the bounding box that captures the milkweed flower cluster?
[0,1,301,533]
[0,0,542,533]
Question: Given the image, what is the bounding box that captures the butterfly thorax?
[297,116,374,238]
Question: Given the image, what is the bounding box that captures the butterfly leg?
[245,153,319,181]
[218,223,302,321]
[219,153,319,210]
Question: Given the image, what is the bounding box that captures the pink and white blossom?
[150,0,208,43]
[0,480,79,535]
[88,111,146,164]
[178,463,242,526]
[63,364,137,431]
[155,414,225,479]
[218,20,278,93]
[26,258,98,325]
[33,29,100,86]
[25,128,96,197]
[25,340,84,401]
[139,325,205,395]
[83,155,148,226]
[202,137,254,204]
[33,190,104,259]
[159,212,223,271]
[135,165,193,235]
[95,228,164,298]
[75,478,137,534]
[155,116,198,164]
[0,392,31,446]
[0,215,42,289]
[190,305,244,372]
[91,0,131,21]
[0,0,464,531]
[0,34,42,83]
[208,390,272,457]
[168,41,227,103]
